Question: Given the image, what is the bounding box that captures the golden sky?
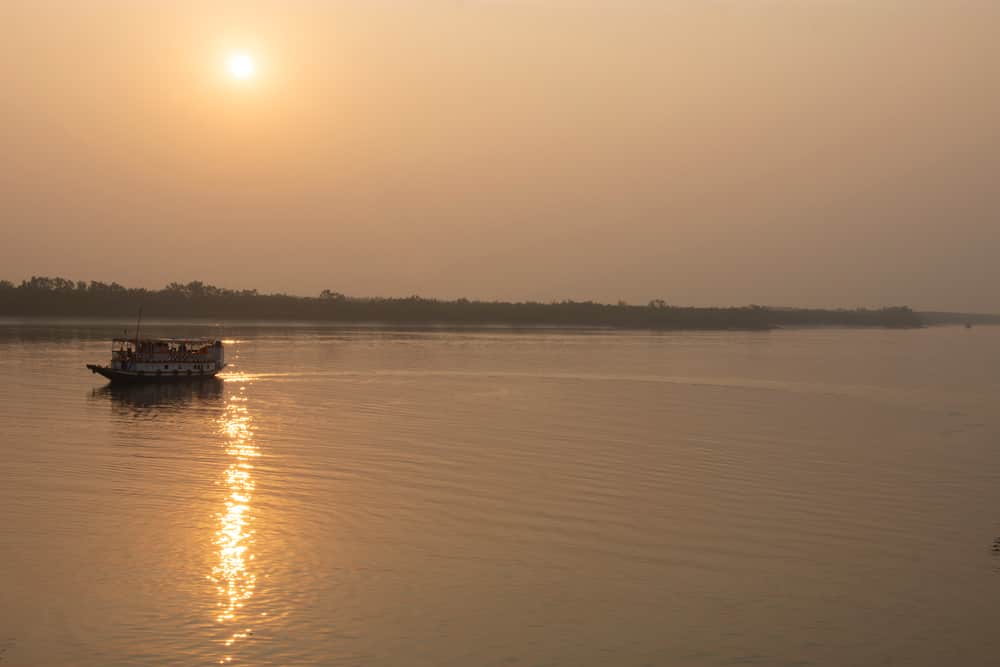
[1,1,998,310]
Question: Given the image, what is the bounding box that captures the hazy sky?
[2,1,998,311]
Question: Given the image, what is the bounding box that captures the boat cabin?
[110,337,226,375]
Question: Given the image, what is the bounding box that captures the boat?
[87,337,226,383]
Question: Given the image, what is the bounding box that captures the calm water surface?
[1,321,999,666]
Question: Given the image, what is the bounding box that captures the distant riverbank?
[0,276,932,330]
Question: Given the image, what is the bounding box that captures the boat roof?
[112,337,219,344]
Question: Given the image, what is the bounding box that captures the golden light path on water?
[209,375,260,664]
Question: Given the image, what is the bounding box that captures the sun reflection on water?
[209,385,260,662]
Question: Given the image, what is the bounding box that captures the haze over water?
[1,321,999,666]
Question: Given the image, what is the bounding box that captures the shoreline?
[0,314,965,332]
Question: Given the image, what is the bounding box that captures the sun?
[226,52,256,80]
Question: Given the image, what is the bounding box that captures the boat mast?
[134,306,143,350]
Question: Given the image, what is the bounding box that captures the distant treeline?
[0,277,924,329]
[919,311,1000,325]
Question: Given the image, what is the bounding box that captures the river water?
[1,321,998,666]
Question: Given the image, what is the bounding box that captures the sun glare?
[227,52,256,80]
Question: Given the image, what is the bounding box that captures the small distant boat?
[87,337,226,383]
